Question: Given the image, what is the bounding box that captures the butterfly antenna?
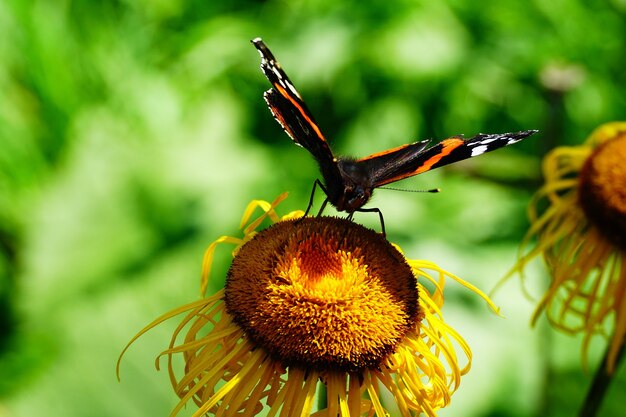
[379,186,441,193]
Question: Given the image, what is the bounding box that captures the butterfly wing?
[358,130,537,187]
[351,140,431,180]
[252,38,336,169]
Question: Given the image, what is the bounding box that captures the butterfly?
[252,38,537,230]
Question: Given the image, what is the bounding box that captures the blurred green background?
[1,0,626,416]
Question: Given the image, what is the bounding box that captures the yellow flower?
[509,122,626,371]
[119,193,499,417]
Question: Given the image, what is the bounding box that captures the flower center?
[578,132,626,250]
[224,217,420,372]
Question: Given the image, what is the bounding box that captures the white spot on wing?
[507,137,522,144]
[271,67,302,99]
[471,145,488,157]
[285,80,301,98]
[271,67,284,81]
[478,137,499,145]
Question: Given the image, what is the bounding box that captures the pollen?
[224,216,420,372]
[578,131,626,250]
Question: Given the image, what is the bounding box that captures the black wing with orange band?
[357,131,536,187]
[253,37,538,217]
[252,38,336,169]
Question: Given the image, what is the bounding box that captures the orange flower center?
[224,217,420,372]
[578,132,626,250]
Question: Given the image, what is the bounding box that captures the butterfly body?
[330,157,374,212]
[252,37,537,216]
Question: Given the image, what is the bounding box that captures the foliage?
[1,0,625,415]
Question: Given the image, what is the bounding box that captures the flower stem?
[578,339,625,416]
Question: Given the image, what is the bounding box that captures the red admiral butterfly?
[252,38,537,228]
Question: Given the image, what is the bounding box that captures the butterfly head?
[332,160,374,212]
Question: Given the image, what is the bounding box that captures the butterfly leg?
[316,198,329,217]
[355,207,386,237]
[302,179,329,218]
